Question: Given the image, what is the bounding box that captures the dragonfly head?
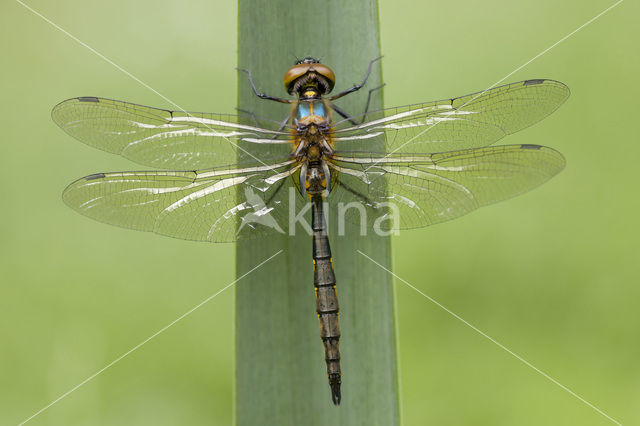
[284,58,335,97]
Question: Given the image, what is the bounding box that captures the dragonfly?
[52,57,569,405]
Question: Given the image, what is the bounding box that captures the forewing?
[332,79,569,153]
[329,144,565,230]
[62,160,300,242]
[52,97,293,170]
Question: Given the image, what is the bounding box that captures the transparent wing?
[328,144,565,230]
[52,97,294,170]
[62,160,302,242]
[332,79,569,153]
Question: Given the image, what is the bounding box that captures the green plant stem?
[236,1,398,424]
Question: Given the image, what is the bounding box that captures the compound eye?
[284,63,312,93]
[311,64,336,90]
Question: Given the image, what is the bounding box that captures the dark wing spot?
[85,173,106,180]
[77,96,100,103]
[521,144,542,150]
[524,79,545,86]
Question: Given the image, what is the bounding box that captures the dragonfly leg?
[330,83,385,125]
[263,178,287,206]
[236,108,292,143]
[358,83,385,123]
[327,56,383,101]
[235,107,260,127]
[332,175,382,213]
[270,114,292,141]
[236,67,293,104]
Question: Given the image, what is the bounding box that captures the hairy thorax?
[294,115,334,162]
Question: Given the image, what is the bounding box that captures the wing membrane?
[52,97,294,170]
[63,160,299,242]
[332,79,569,153]
[328,144,565,230]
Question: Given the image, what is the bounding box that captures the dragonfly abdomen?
[311,195,342,405]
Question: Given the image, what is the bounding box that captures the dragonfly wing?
[52,97,293,170]
[332,79,569,153]
[329,144,565,230]
[63,160,299,242]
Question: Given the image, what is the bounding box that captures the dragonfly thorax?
[296,114,329,133]
[293,117,333,161]
[294,132,333,160]
[295,115,334,198]
[296,100,328,121]
[293,100,334,160]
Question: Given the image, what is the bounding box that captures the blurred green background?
[1,0,638,424]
